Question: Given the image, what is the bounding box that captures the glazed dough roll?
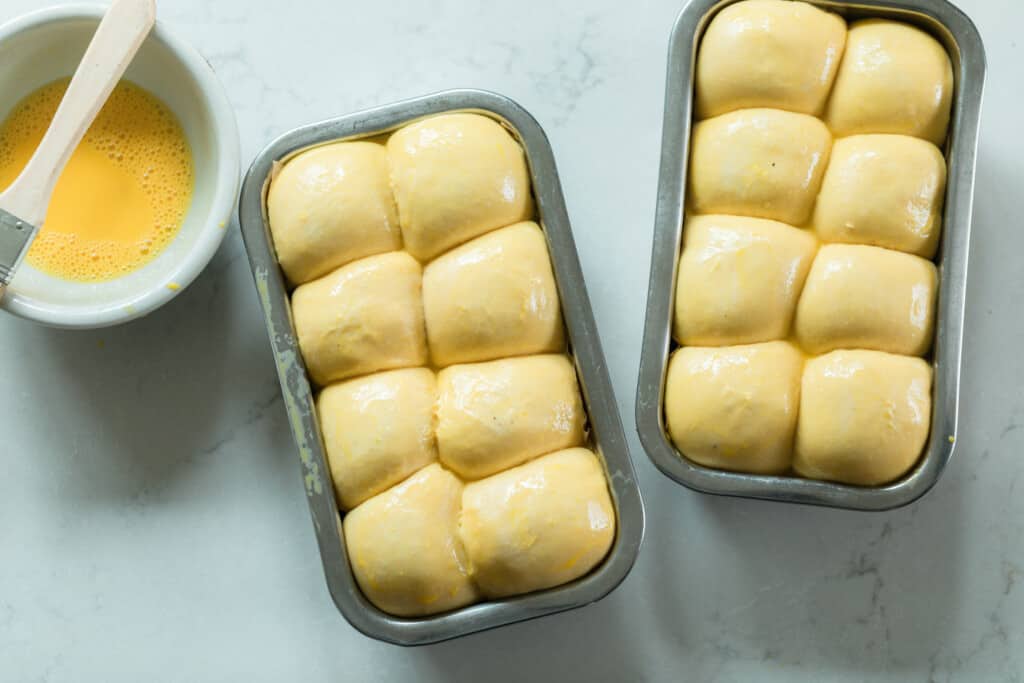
[292,251,427,385]
[664,341,803,474]
[794,244,937,356]
[696,0,846,118]
[436,354,585,480]
[422,222,564,367]
[267,141,401,285]
[689,108,832,226]
[674,214,818,346]
[387,113,533,261]
[344,464,478,616]
[813,134,946,259]
[318,368,437,510]
[794,350,933,486]
[825,19,954,146]
[459,448,615,598]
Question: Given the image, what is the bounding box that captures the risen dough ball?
[318,368,437,510]
[292,252,427,385]
[387,113,533,261]
[460,448,615,598]
[422,222,564,367]
[695,0,846,118]
[794,350,932,486]
[267,141,400,285]
[674,214,818,346]
[436,354,585,480]
[825,19,954,145]
[813,134,947,258]
[664,341,803,474]
[794,244,937,356]
[689,109,832,226]
[344,464,478,616]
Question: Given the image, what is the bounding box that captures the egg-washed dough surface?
[688,108,832,226]
[664,341,803,474]
[460,448,616,598]
[267,141,401,285]
[668,1,953,485]
[422,221,565,368]
[695,0,847,118]
[435,354,585,480]
[318,367,438,510]
[794,350,933,486]
[290,251,427,386]
[794,244,938,357]
[673,214,818,347]
[388,113,533,261]
[267,113,616,616]
[343,464,479,617]
[825,19,954,146]
[812,134,947,258]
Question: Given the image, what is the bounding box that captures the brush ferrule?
[0,209,36,288]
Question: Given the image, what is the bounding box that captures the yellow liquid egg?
[0,78,194,282]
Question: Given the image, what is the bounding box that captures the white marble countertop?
[1,0,1021,680]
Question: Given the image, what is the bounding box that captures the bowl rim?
[0,3,240,329]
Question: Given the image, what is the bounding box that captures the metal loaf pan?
[636,0,986,510]
[238,89,644,644]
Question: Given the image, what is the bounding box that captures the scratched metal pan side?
[636,0,985,510]
[239,89,643,645]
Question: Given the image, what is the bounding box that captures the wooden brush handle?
[0,0,156,227]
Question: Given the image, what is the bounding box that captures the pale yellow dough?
[387,113,533,261]
[292,251,427,385]
[664,341,803,474]
[343,464,478,616]
[696,0,846,118]
[794,244,937,356]
[267,141,400,285]
[794,350,932,486]
[825,19,954,146]
[689,108,832,226]
[460,448,615,598]
[674,214,818,346]
[436,354,585,480]
[318,368,437,510]
[422,222,564,367]
[813,134,947,259]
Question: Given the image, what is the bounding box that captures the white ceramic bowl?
[0,4,239,328]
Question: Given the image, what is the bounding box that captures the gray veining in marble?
[0,0,1021,680]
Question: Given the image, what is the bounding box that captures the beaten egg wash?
[0,78,193,282]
